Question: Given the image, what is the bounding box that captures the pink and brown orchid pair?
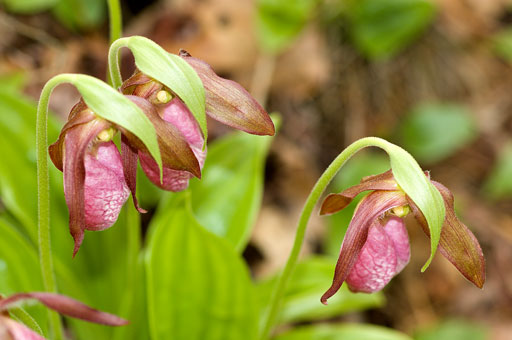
[48,51,274,255]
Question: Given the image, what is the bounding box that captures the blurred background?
[1,0,512,339]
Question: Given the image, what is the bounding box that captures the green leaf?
[400,103,477,164]
[274,323,412,340]
[145,195,258,340]
[52,0,106,31]
[65,73,162,175]
[414,320,487,340]
[257,257,383,325]
[326,152,390,256]
[492,28,512,62]
[124,36,207,141]
[257,0,318,53]
[376,139,445,271]
[347,0,436,59]
[189,129,274,251]
[483,142,512,200]
[1,0,58,13]
[0,217,48,335]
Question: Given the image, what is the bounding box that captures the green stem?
[107,0,123,86]
[108,38,129,90]
[259,137,389,340]
[36,75,71,340]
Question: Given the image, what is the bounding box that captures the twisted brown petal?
[180,50,275,136]
[0,293,128,326]
[122,95,201,178]
[320,170,399,215]
[321,190,408,304]
[48,100,96,171]
[409,181,485,288]
[63,119,110,256]
[121,135,146,213]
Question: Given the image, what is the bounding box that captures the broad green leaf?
[65,74,162,174]
[347,0,436,59]
[146,195,258,340]
[257,257,383,325]
[188,129,274,251]
[274,323,412,340]
[1,0,58,13]
[377,139,445,271]
[414,320,487,340]
[0,72,27,92]
[326,152,390,256]
[124,36,207,141]
[400,103,477,164]
[257,0,317,53]
[0,89,68,244]
[483,142,512,200]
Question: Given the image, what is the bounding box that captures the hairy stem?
[36,75,69,340]
[259,137,390,339]
[108,38,129,90]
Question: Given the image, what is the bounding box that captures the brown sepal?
[122,95,201,178]
[179,50,275,136]
[121,135,147,213]
[320,170,399,215]
[409,181,485,288]
[63,119,110,256]
[0,292,128,326]
[48,100,96,171]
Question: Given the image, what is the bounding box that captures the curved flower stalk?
[49,98,199,255]
[0,292,127,339]
[320,170,485,303]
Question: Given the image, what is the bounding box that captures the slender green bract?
[260,137,445,339]
[108,36,207,142]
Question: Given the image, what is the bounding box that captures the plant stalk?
[259,137,386,339]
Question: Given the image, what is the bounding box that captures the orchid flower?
[120,50,275,191]
[320,170,485,304]
[49,98,199,255]
[0,292,127,339]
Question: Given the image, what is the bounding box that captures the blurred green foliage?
[344,0,436,59]
[414,320,487,340]
[399,103,477,164]
[256,0,318,53]
[1,0,106,31]
[258,256,384,326]
[491,27,512,62]
[274,323,412,340]
[483,142,512,200]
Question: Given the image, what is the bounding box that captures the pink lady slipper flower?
[0,292,127,339]
[49,99,200,255]
[120,50,275,191]
[320,170,485,304]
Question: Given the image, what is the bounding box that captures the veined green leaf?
[146,195,258,340]
[65,74,162,174]
[124,36,207,141]
[274,323,412,340]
